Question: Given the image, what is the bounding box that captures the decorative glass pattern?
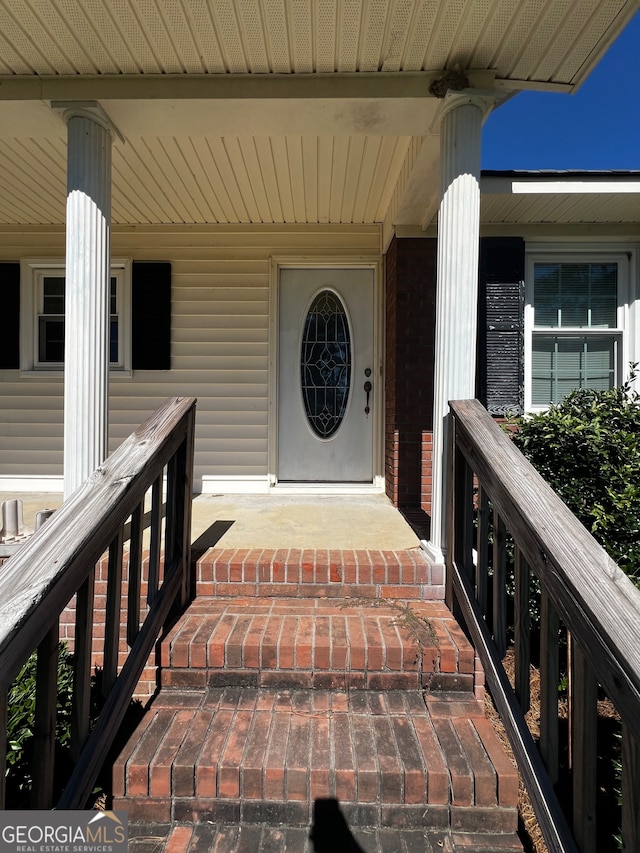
[300,290,351,438]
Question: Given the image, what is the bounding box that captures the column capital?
[51,100,124,144]
[430,89,494,133]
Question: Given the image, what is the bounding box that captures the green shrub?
[511,369,640,587]
[5,643,75,805]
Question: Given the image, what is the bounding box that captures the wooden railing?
[0,396,196,810]
[446,399,640,853]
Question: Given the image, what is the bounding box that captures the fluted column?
[427,93,491,561]
[57,103,114,498]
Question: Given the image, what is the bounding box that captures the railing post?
[572,642,598,853]
[445,411,456,610]
[446,408,474,624]
[180,405,196,606]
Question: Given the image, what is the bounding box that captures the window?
[525,252,631,409]
[21,260,131,372]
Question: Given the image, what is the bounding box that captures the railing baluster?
[492,511,507,659]
[539,589,560,784]
[71,570,95,762]
[621,722,640,852]
[127,501,144,647]
[445,413,456,611]
[31,623,59,808]
[571,641,598,853]
[103,527,124,695]
[447,413,474,616]
[164,422,196,610]
[0,688,7,807]
[455,445,474,580]
[476,486,490,619]
[179,413,196,606]
[164,452,179,571]
[514,546,531,714]
[147,475,163,605]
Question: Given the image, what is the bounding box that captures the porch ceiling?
[0,0,636,229]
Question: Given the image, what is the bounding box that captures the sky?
[481,10,640,170]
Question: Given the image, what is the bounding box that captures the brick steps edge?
[113,688,518,835]
[161,667,474,692]
[120,797,518,834]
[159,598,481,694]
[128,822,524,852]
[194,547,445,600]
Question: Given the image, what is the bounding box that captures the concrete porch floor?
[1,492,423,552]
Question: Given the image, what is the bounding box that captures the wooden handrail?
[447,399,640,853]
[0,396,196,809]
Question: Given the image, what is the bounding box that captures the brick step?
[159,598,479,693]
[194,547,444,600]
[128,822,525,852]
[114,687,519,837]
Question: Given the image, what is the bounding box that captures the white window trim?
[524,246,636,412]
[20,258,132,376]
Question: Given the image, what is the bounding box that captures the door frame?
[268,256,384,492]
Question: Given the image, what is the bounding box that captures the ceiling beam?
[0,70,496,102]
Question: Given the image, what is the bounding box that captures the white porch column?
[427,93,492,561]
[56,103,115,498]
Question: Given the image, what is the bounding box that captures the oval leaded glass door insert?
[300,290,352,439]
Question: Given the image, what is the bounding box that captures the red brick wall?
[385,236,437,513]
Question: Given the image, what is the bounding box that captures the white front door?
[278,267,375,482]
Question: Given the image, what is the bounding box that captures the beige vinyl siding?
[0,223,380,489]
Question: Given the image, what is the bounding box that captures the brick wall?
[385,236,437,515]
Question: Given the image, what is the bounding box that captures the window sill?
[18,369,133,379]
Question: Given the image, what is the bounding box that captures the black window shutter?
[477,238,525,416]
[0,263,20,369]
[132,261,171,370]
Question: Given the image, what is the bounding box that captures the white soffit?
[0,1,637,227]
[481,174,640,224]
[0,0,634,87]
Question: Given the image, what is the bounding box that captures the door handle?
[364,380,372,416]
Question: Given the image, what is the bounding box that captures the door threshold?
[272,481,384,496]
